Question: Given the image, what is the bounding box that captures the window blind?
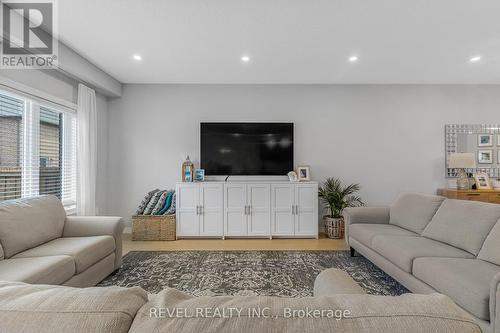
[0,90,77,210]
[0,93,24,201]
[39,107,62,198]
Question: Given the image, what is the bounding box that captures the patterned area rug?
[99,251,409,297]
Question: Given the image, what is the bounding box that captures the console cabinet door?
[200,183,223,236]
[224,184,247,236]
[271,184,294,236]
[294,183,318,237]
[176,184,200,236]
[247,184,271,236]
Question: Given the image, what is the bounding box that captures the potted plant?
[318,178,364,239]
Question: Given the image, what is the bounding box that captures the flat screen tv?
[201,122,294,176]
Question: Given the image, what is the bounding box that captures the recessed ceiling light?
[469,56,481,63]
[349,56,359,63]
[133,54,142,61]
[241,55,250,63]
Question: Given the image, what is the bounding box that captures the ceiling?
[59,0,500,84]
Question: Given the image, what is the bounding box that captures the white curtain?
[76,84,97,215]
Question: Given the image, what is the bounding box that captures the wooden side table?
[437,189,500,204]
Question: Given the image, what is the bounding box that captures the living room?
[0,1,499,332]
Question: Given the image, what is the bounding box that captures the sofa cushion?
[0,255,75,285]
[136,188,159,215]
[158,191,174,215]
[477,219,500,266]
[165,192,176,215]
[129,287,480,333]
[0,195,66,258]
[0,281,148,333]
[349,224,417,247]
[413,258,500,321]
[422,199,500,255]
[371,235,474,273]
[389,193,445,234]
[13,236,115,274]
[143,190,165,215]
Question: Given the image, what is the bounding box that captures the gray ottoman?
[314,268,366,296]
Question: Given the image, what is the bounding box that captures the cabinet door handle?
[244,205,248,215]
[248,206,251,215]
[195,206,199,215]
[291,205,295,215]
[295,205,299,215]
[199,205,203,215]
[467,193,480,196]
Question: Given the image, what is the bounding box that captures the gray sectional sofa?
[0,195,124,287]
[345,192,500,333]
[0,269,481,332]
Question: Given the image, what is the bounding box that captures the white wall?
[0,69,78,103]
[107,84,500,224]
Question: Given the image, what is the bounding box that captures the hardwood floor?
[122,233,349,254]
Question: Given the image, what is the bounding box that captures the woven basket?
[132,215,176,241]
[324,216,345,239]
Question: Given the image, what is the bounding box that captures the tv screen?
[201,122,294,175]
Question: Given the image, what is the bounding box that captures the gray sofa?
[0,195,124,287]
[0,269,481,332]
[345,192,500,333]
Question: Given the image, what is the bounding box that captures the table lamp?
[448,153,476,190]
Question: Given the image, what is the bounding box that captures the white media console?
[175,181,319,239]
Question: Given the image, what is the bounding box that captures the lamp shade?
[448,153,476,169]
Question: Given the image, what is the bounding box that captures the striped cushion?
[136,189,159,215]
[164,193,176,215]
[151,191,170,215]
[158,192,174,215]
[143,191,165,215]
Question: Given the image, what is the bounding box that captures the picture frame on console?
[297,166,310,181]
[473,173,492,190]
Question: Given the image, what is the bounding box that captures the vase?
[324,216,344,239]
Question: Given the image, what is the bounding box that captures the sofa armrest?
[63,216,125,269]
[343,207,390,225]
[314,268,366,296]
[492,272,500,333]
[343,207,390,246]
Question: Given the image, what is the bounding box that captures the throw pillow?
[136,189,159,215]
[151,191,170,215]
[165,192,176,215]
[143,190,165,215]
[158,191,174,215]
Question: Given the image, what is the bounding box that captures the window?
[39,108,62,198]
[0,94,23,200]
[0,90,76,210]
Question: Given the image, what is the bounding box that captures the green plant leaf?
[318,177,364,218]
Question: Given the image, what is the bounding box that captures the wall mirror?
[445,124,500,178]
